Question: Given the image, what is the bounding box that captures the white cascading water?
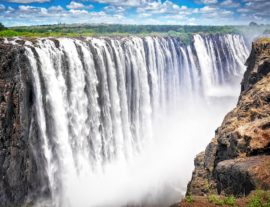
[24,34,249,207]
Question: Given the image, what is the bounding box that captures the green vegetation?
[9,24,240,35]
[186,195,194,204]
[207,194,237,206]
[224,196,237,206]
[0,22,5,31]
[0,24,241,44]
[0,23,270,45]
[208,194,225,206]
[248,190,270,207]
[0,29,93,37]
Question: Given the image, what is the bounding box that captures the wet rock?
[0,41,50,206]
[216,156,270,196]
[185,39,270,199]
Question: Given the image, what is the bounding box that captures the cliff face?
[0,40,49,206]
[185,39,270,199]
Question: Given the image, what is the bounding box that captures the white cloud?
[197,5,233,19]
[104,5,125,14]
[220,0,240,8]
[137,0,188,15]
[202,0,217,4]
[67,1,84,9]
[200,6,216,12]
[67,1,93,10]
[237,8,249,13]
[6,0,50,3]
[19,5,35,11]
[1,0,270,26]
[49,6,65,12]
[0,4,135,26]
[69,9,88,14]
[89,0,151,7]
[237,0,270,20]
[0,4,6,10]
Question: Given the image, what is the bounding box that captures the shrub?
[248,190,270,207]
[224,196,236,206]
[0,22,5,31]
[186,195,194,204]
[208,194,224,206]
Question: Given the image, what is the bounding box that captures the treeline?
[11,24,239,34]
[1,24,242,45]
[1,23,270,45]
[0,23,5,31]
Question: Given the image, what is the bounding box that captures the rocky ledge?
[179,38,270,206]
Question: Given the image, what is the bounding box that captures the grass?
[208,194,225,206]
[0,24,244,45]
[224,196,237,206]
[0,29,233,45]
[1,24,269,45]
[0,29,96,37]
[0,29,199,44]
[207,194,237,206]
[186,195,194,204]
[248,190,270,207]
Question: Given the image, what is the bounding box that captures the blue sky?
[0,0,269,26]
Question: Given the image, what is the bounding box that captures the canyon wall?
[183,38,270,205]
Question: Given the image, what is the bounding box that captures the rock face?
[0,40,49,206]
[216,156,270,196]
[186,39,270,198]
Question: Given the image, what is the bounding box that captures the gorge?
[179,37,270,207]
[0,34,249,207]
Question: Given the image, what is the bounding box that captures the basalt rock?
[216,155,270,196]
[0,39,49,206]
[186,39,270,198]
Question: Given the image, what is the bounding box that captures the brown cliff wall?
[185,39,270,199]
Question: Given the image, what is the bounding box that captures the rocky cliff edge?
[178,38,270,206]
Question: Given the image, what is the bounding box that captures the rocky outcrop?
[185,39,270,199]
[216,156,270,196]
[0,39,49,206]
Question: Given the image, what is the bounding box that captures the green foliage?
[1,24,270,45]
[248,190,270,207]
[207,194,237,206]
[208,194,225,206]
[0,22,5,31]
[224,196,236,206]
[186,195,194,204]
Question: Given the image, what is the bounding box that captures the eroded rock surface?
[0,39,49,206]
[186,39,270,198]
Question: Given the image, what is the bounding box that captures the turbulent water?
[23,34,249,207]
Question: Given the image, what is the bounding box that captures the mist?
[42,95,238,207]
[25,34,249,207]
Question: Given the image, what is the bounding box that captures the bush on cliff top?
[0,23,5,31]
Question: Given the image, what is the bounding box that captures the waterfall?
[23,34,248,207]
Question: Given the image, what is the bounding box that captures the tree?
[0,23,5,31]
[249,22,259,27]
